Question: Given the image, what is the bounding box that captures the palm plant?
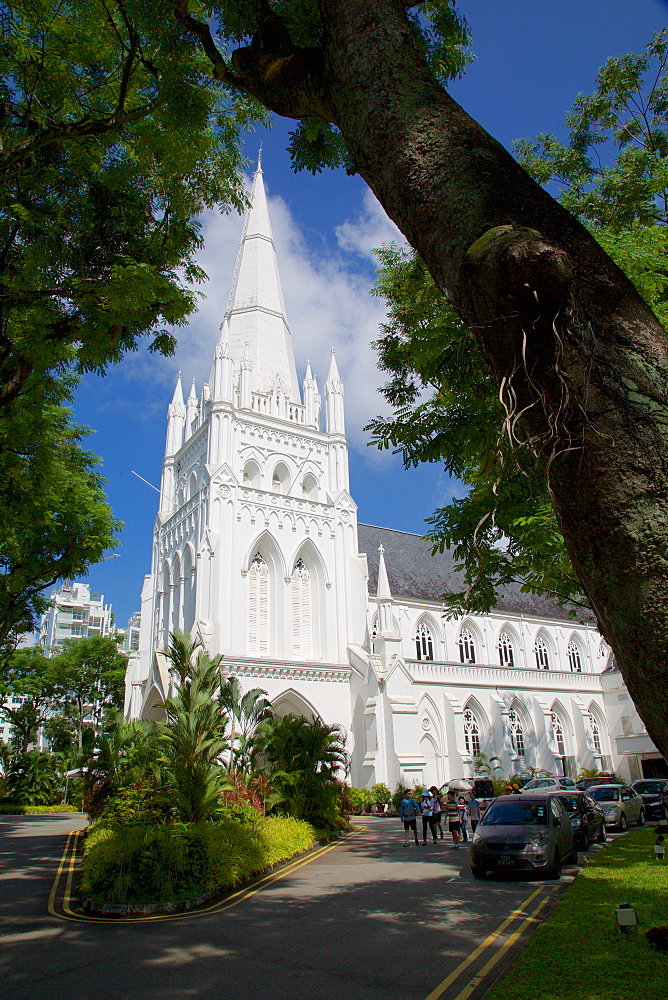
[163,630,204,687]
[259,714,349,827]
[217,675,273,773]
[158,651,230,822]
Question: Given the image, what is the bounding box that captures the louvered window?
[567,640,582,672]
[587,712,602,754]
[459,627,476,663]
[508,710,525,758]
[534,636,550,670]
[291,558,312,658]
[415,622,434,661]
[550,712,566,755]
[463,708,481,755]
[248,552,269,656]
[498,632,514,667]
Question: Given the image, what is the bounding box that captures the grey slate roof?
[357,523,592,625]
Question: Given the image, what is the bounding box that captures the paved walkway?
[0,814,577,1000]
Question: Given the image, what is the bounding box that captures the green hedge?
[0,802,81,814]
[81,815,318,905]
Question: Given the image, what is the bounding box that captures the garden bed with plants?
[0,801,81,814]
[80,813,319,914]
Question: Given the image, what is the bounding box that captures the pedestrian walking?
[467,793,481,834]
[420,788,438,844]
[445,791,461,848]
[458,795,469,842]
[430,786,444,840]
[399,787,420,846]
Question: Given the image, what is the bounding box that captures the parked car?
[587,784,645,830]
[576,774,624,791]
[518,776,576,793]
[551,790,606,849]
[470,793,576,879]
[630,779,668,820]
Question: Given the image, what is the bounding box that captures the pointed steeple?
[186,378,198,435]
[303,360,321,429]
[377,543,396,636]
[219,159,300,401]
[325,349,345,434]
[165,373,185,457]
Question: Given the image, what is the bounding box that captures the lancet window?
[587,712,602,755]
[463,708,481,756]
[498,632,515,667]
[248,552,269,656]
[508,710,525,758]
[459,627,476,664]
[567,640,582,672]
[534,636,550,670]
[550,712,566,756]
[415,622,434,661]
[291,558,312,658]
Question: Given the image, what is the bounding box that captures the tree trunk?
[177,0,668,760]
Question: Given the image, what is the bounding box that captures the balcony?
[405,658,602,691]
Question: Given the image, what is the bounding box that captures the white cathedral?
[125,162,659,789]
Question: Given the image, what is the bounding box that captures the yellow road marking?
[451,891,555,1000]
[424,886,545,1000]
[51,825,367,924]
[47,831,75,917]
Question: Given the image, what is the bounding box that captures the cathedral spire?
[325,349,345,434]
[218,161,300,402]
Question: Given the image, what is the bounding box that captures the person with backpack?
[420,788,438,844]
[399,787,421,846]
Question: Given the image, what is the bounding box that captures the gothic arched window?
[291,558,312,658]
[567,639,582,672]
[498,632,515,667]
[550,711,566,756]
[370,614,378,643]
[508,709,525,758]
[415,622,434,661]
[587,712,602,755]
[463,708,481,756]
[534,636,550,670]
[248,552,269,656]
[459,627,476,664]
[302,474,318,500]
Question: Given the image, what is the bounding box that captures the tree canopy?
[0,0,266,407]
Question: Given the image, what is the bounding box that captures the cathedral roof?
[218,159,300,401]
[358,523,592,625]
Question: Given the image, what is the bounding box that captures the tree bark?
[175,0,668,761]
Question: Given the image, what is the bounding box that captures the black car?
[552,790,606,849]
[631,779,668,820]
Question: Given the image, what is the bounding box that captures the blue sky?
[73,1,668,629]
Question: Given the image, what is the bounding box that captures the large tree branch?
[170,0,333,120]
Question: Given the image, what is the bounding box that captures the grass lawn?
[488,828,668,1000]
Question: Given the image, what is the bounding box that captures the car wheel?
[597,823,607,843]
[471,865,486,879]
[637,808,645,826]
[545,848,561,880]
[619,813,628,832]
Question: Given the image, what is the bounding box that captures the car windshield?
[633,782,663,794]
[481,801,548,825]
[558,795,579,813]
[590,787,620,802]
[560,778,575,786]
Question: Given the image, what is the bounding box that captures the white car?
[519,777,577,793]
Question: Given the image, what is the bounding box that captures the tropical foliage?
[367,30,668,616]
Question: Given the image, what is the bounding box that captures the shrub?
[371,783,391,806]
[81,815,317,905]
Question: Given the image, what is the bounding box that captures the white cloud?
[335,187,404,262]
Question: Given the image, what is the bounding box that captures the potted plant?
[371,783,391,813]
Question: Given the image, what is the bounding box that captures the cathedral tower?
[131,161,368,731]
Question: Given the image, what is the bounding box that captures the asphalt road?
[0,813,577,1000]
